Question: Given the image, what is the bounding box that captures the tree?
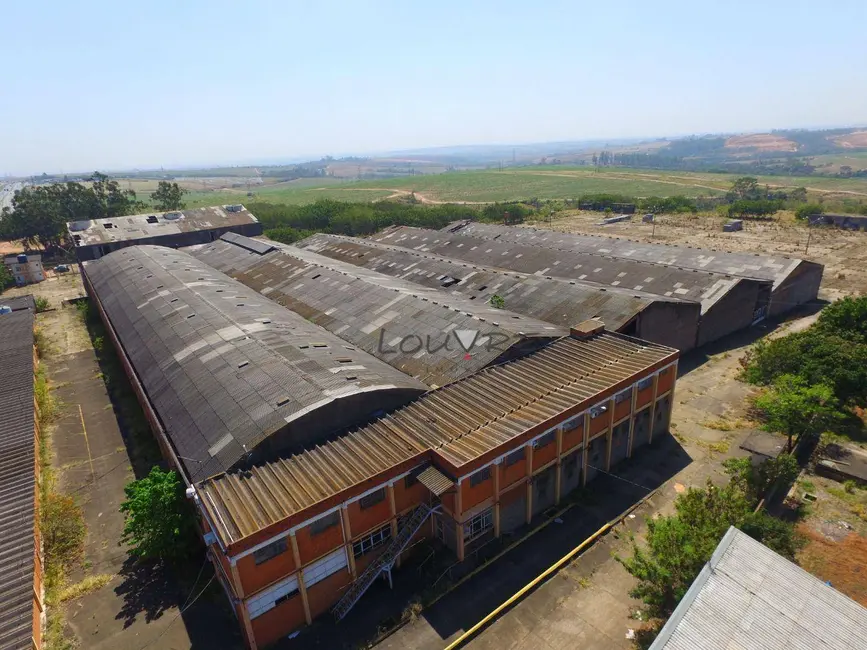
[814,295,867,341]
[728,199,781,219]
[618,467,802,619]
[151,181,188,211]
[120,467,196,561]
[728,176,762,201]
[0,263,12,290]
[753,374,842,451]
[489,294,506,309]
[795,203,823,220]
[789,187,808,203]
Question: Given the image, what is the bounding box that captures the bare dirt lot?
[724,133,798,152]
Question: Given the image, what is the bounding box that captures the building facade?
[193,324,679,648]
[3,254,44,286]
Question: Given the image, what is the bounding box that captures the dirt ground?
[540,211,867,303]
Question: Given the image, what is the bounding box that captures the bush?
[795,203,824,220]
[34,296,50,312]
[728,199,782,219]
[41,492,86,589]
[120,466,196,561]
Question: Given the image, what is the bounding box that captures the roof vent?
[570,319,605,339]
[226,205,243,213]
[146,215,158,224]
[276,396,291,407]
[69,220,90,232]
[164,212,183,221]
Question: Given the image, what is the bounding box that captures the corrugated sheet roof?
[447,222,819,290]
[0,295,35,313]
[197,332,675,546]
[651,527,867,650]
[189,235,565,387]
[67,204,260,247]
[0,306,36,650]
[374,226,762,314]
[296,233,686,335]
[83,246,426,483]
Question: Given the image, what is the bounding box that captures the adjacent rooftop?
[190,234,565,386]
[196,331,676,548]
[650,527,867,650]
[82,246,426,483]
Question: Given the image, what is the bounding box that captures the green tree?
[120,467,195,561]
[814,295,867,341]
[728,176,762,201]
[788,187,808,203]
[489,294,506,309]
[0,263,12,290]
[151,181,188,211]
[728,199,781,219]
[753,374,842,451]
[795,203,823,220]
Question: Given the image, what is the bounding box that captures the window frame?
[308,510,340,537]
[463,508,493,542]
[359,487,386,510]
[469,466,491,487]
[352,524,392,558]
[504,447,525,467]
[533,431,555,449]
[252,537,288,565]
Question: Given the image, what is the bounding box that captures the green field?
[131,166,867,209]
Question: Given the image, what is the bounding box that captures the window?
[505,448,525,467]
[638,376,653,391]
[146,215,158,224]
[359,487,385,510]
[353,524,392,558]
[463,508,493,542]
[659,367,670,376]
[615,389,631,404]
[469,466,491,487]
[533,431,555,449]
[562,417,582,432]
[309,511,340,536]
[252,537,287,565]
[590,405,608,419]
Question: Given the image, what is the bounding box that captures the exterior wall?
[4,256,44,286]
[637,300,701,352]
[215,358,679,649]
[697,279,769,347]
[768,261,824,318]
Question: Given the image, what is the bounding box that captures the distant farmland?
[122,166,867,209]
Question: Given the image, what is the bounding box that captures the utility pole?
[805,224,812,255]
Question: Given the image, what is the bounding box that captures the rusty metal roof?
[188,234,565,387]
[296,233,688,334]
[445,222,820,291]
[373,225,765,315]
[196,331,676,546]
[0,306,36,650]
[416,466,454,496]
[67,204,260,247]
[83,246,426,483]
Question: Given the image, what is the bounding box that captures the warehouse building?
[82,246,426,483]
[0,296,43,650]
[651,526,867,650]
[445,222,823,317]
[68,204,263,261]
[190,233,566,386]
[297,233,701,351]
[374,225,774,346]
[191,323,679,648]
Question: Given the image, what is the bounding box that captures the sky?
[1,0,866,176]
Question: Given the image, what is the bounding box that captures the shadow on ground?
[277,433,691,650]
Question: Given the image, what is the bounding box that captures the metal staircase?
[333,503,437,621]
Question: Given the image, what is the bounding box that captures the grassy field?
[122,166,867,209]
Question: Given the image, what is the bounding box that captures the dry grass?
[797,527,867,606]
[57,574,114,603]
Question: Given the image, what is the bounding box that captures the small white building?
[3,254,44,286]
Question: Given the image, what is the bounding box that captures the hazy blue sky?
[2,0,865,175]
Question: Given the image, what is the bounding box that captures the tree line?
[0,175,188,250]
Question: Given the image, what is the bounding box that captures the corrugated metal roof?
[416,466,454,496]
[651,527,867,650]
[373,226,764,314]
[196,332,675,546]
[67,205,260,247]
[0,306,36,650]
[446,222,820,291]
[296,233,687,335]
[83,246,426,483]
[189,235,565,386]
[0,295,35,313]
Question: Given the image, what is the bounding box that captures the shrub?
[795,203,824,220]
[120,467,196,561]
[34,296,50,312]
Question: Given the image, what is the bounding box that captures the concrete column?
[289,534,312,625]
[387,483,400,568]
[581,411,591,487]
[229,561,245,599]
[554,426,563,505]
[455,479,464,561]
[626,382,639,458]
[648,373,660,445]
[340,507,356,579]
[605,397,616,472]
[525,444,534,524]
[493,462,501,538]
[238,599,258,650]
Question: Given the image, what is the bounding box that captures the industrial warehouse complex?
[0,204,826,649]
